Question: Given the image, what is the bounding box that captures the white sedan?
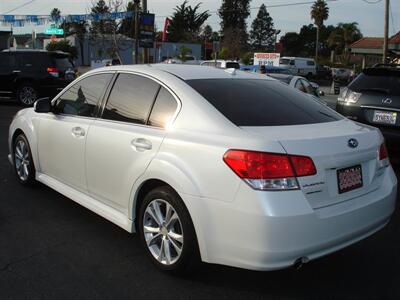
[8,65,397,273]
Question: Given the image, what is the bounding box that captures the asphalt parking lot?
[1,100,400,300]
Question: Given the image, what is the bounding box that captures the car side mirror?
[34,97,51,113]
[318,90,325,97]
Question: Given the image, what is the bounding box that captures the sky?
[0,0,399,38]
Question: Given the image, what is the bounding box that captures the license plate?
[372,110,397,125]
[337,165,363,194]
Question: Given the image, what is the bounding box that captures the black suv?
[0,49,76,106]
[336,64,400,151]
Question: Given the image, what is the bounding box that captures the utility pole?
[134,0,140,64]
[383,0,389,63]
[142,0,149,63]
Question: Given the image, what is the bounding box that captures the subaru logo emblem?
[382,98,392,105]
[348,138,358,148]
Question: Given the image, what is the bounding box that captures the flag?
[162,17,171,42]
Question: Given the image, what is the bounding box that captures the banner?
[0,11,134,27]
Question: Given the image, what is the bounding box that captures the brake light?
[47,67,59,77]
[223,150,316,190]
[379,143,388,161]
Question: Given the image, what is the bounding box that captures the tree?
[90,0,114,37]
[201,25,213,42]
[61,20,87,64]
[249,4,275,51]
[46,39,78,58]
[328,22,362,63]
[219,0,250,57]
[177,45,191,61]
[119,1,139,38]
[311,0,329,61]
[50,8,61,24]
[167,1,210,42]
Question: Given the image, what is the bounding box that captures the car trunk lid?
[241,119,385,209]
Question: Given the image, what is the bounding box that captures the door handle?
[71,127,85,138]
[12,70,21,73]
[131,138,152,151]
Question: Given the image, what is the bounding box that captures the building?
[349,32,400,67]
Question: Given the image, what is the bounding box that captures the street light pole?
[383,0,389,63]
[142,0,149,63]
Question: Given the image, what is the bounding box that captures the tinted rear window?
[50,53,74,69]
[186,79,342,126]
[349,69,400,96]
[225,62,240,69]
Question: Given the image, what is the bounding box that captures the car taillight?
[223,150,316,191]
[47,67,59,77]
[379,143,388,161]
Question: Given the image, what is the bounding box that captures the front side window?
[54,73,112,117]
[102,73,160,125]
[148,87,178,128]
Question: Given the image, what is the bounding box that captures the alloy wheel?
[14,139,30,181]
[19,86,37,105]
[143,199,184,265]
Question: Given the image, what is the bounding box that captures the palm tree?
[310,0,329,61]
[168,0,210,42]
[328,22,362,53]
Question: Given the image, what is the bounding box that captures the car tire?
[17,83,38,107]
[138,186,200,274]
[13,134,36,186]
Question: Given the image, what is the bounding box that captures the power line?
[154,0,341,18]
[2,0,38,15]
[361,0,383,3]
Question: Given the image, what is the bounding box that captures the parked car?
[279,56,317,78]
[268,73,325,98]
[163,55,201,65]
[332,67,354,84]
[336,64,400,152]
[9,64,396,273]
[240,65,292,74]
[0,49,76,106]
[316,64,332,79]
[200,60,240,69]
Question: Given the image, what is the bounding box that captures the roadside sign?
[139,13,155,48]
[45,28,64,35]
[253,53,280,66]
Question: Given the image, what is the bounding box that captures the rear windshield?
[49,53,74,70]
[186,79,342,126]
[349,69,400,96]
[225,62,240,69]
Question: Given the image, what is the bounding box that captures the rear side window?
[186,79,342,126]
[349,70,400,96]
[102,73,160,125]
[307,61,315,66]
[54,73,112,117]
[19,53,50,68]
[51,54,74,70]
[0,53,15,67]
[148,87,178,128]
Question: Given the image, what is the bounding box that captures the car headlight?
[338,88,361,104]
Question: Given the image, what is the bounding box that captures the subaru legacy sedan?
[8,64,397,273]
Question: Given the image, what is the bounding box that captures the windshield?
[186,79,342,126]
[279,58,291,65]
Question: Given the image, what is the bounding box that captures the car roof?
[267,73,294,80]
[95,64,269,80]
[1,49,68,55]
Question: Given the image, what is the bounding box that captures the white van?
[279,57,316,78]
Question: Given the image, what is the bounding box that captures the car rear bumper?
[184,166,397,271]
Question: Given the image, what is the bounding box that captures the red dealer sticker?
[337,165,363,194]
